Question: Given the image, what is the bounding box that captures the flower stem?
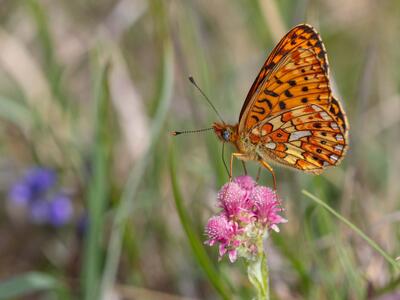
[247,239,270,300]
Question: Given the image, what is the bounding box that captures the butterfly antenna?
[188,76,225,124]
[222,142,229,177]
[170,127,213,136]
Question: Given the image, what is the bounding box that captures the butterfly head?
[213,122,238,144]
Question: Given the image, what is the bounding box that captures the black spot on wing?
[274,76,283,84]
[336,110,346,130]
[258,98,273,109]
[253,105,265,115]
[264,89,279,97]
[284,90,293,98]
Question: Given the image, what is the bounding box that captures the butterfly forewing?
[239,24,329,124]
[238,24,348,173]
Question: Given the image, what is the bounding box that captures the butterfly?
[212,24,349,189]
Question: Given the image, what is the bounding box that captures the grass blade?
[302,190,399,271]
[100,41,174,297]
[26,0,67,108]
[0,272,59,299]
[0,95,32,128]
[82,61,112,300]
[169,144,232,300]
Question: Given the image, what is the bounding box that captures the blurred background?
[0,0,399,299]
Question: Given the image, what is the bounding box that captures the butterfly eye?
[222,130,230,141]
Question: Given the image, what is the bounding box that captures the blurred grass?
[100,38,174,297]
[303,190,400,271]
[169,142,232,300]
[82,59,111,300]
[26,0,68,109]
[0,272,60,299]
[0,0,399,299]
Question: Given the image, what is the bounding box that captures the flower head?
[218,182,251,219]
[205,215,240,262]
[25,167,56,197]
[7,167,72,227]
[233,175,256,191]
[251,186,287,231]
[48,194,73,227]
[205,175,286,262]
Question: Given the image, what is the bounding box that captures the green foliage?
[0,272,61,299]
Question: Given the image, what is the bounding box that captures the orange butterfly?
[212,24,349,188]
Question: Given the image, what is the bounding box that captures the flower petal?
[218,182,249,217]
[233,175,256,191]
[228,250,237,262]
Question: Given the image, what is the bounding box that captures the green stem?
[247,239,270,300]
[302,190,399,271]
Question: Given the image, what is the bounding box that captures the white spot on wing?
[336,134,344,141]
[331,122,339,130]
[335,145,344,151]
[265,143,276,149]
[323,161,330,167]
[252,128,260,135]
[320,112,330,120]
[312,105,322,111]
[289,130,312,141]
[330,154,339,161]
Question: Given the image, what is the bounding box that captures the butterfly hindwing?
[249,104,348,173]
[328,96,348,133]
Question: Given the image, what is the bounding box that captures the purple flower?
[30,201,50,224]
[8,167,56,205]
[48,194,72,227]
[7,167,72,227]
[205,175,286,262]
[25,168,56,197]
[8,183,32,206]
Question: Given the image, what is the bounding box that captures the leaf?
[0,272,59,299]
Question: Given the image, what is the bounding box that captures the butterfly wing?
[238,24,349,172]
[239,24,331,131]
[248,104,348,173]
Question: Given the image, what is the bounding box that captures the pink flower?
[218,182,251,218]
[205,215,240,262]
[233,175,256,191]
[205,215,235,246]
[251,186,287,231]
[205,176,287,262]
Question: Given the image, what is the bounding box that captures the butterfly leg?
[241,161,248,175]
[255,166,262,182]
[259,160,277,190]
[230,153,248,181]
